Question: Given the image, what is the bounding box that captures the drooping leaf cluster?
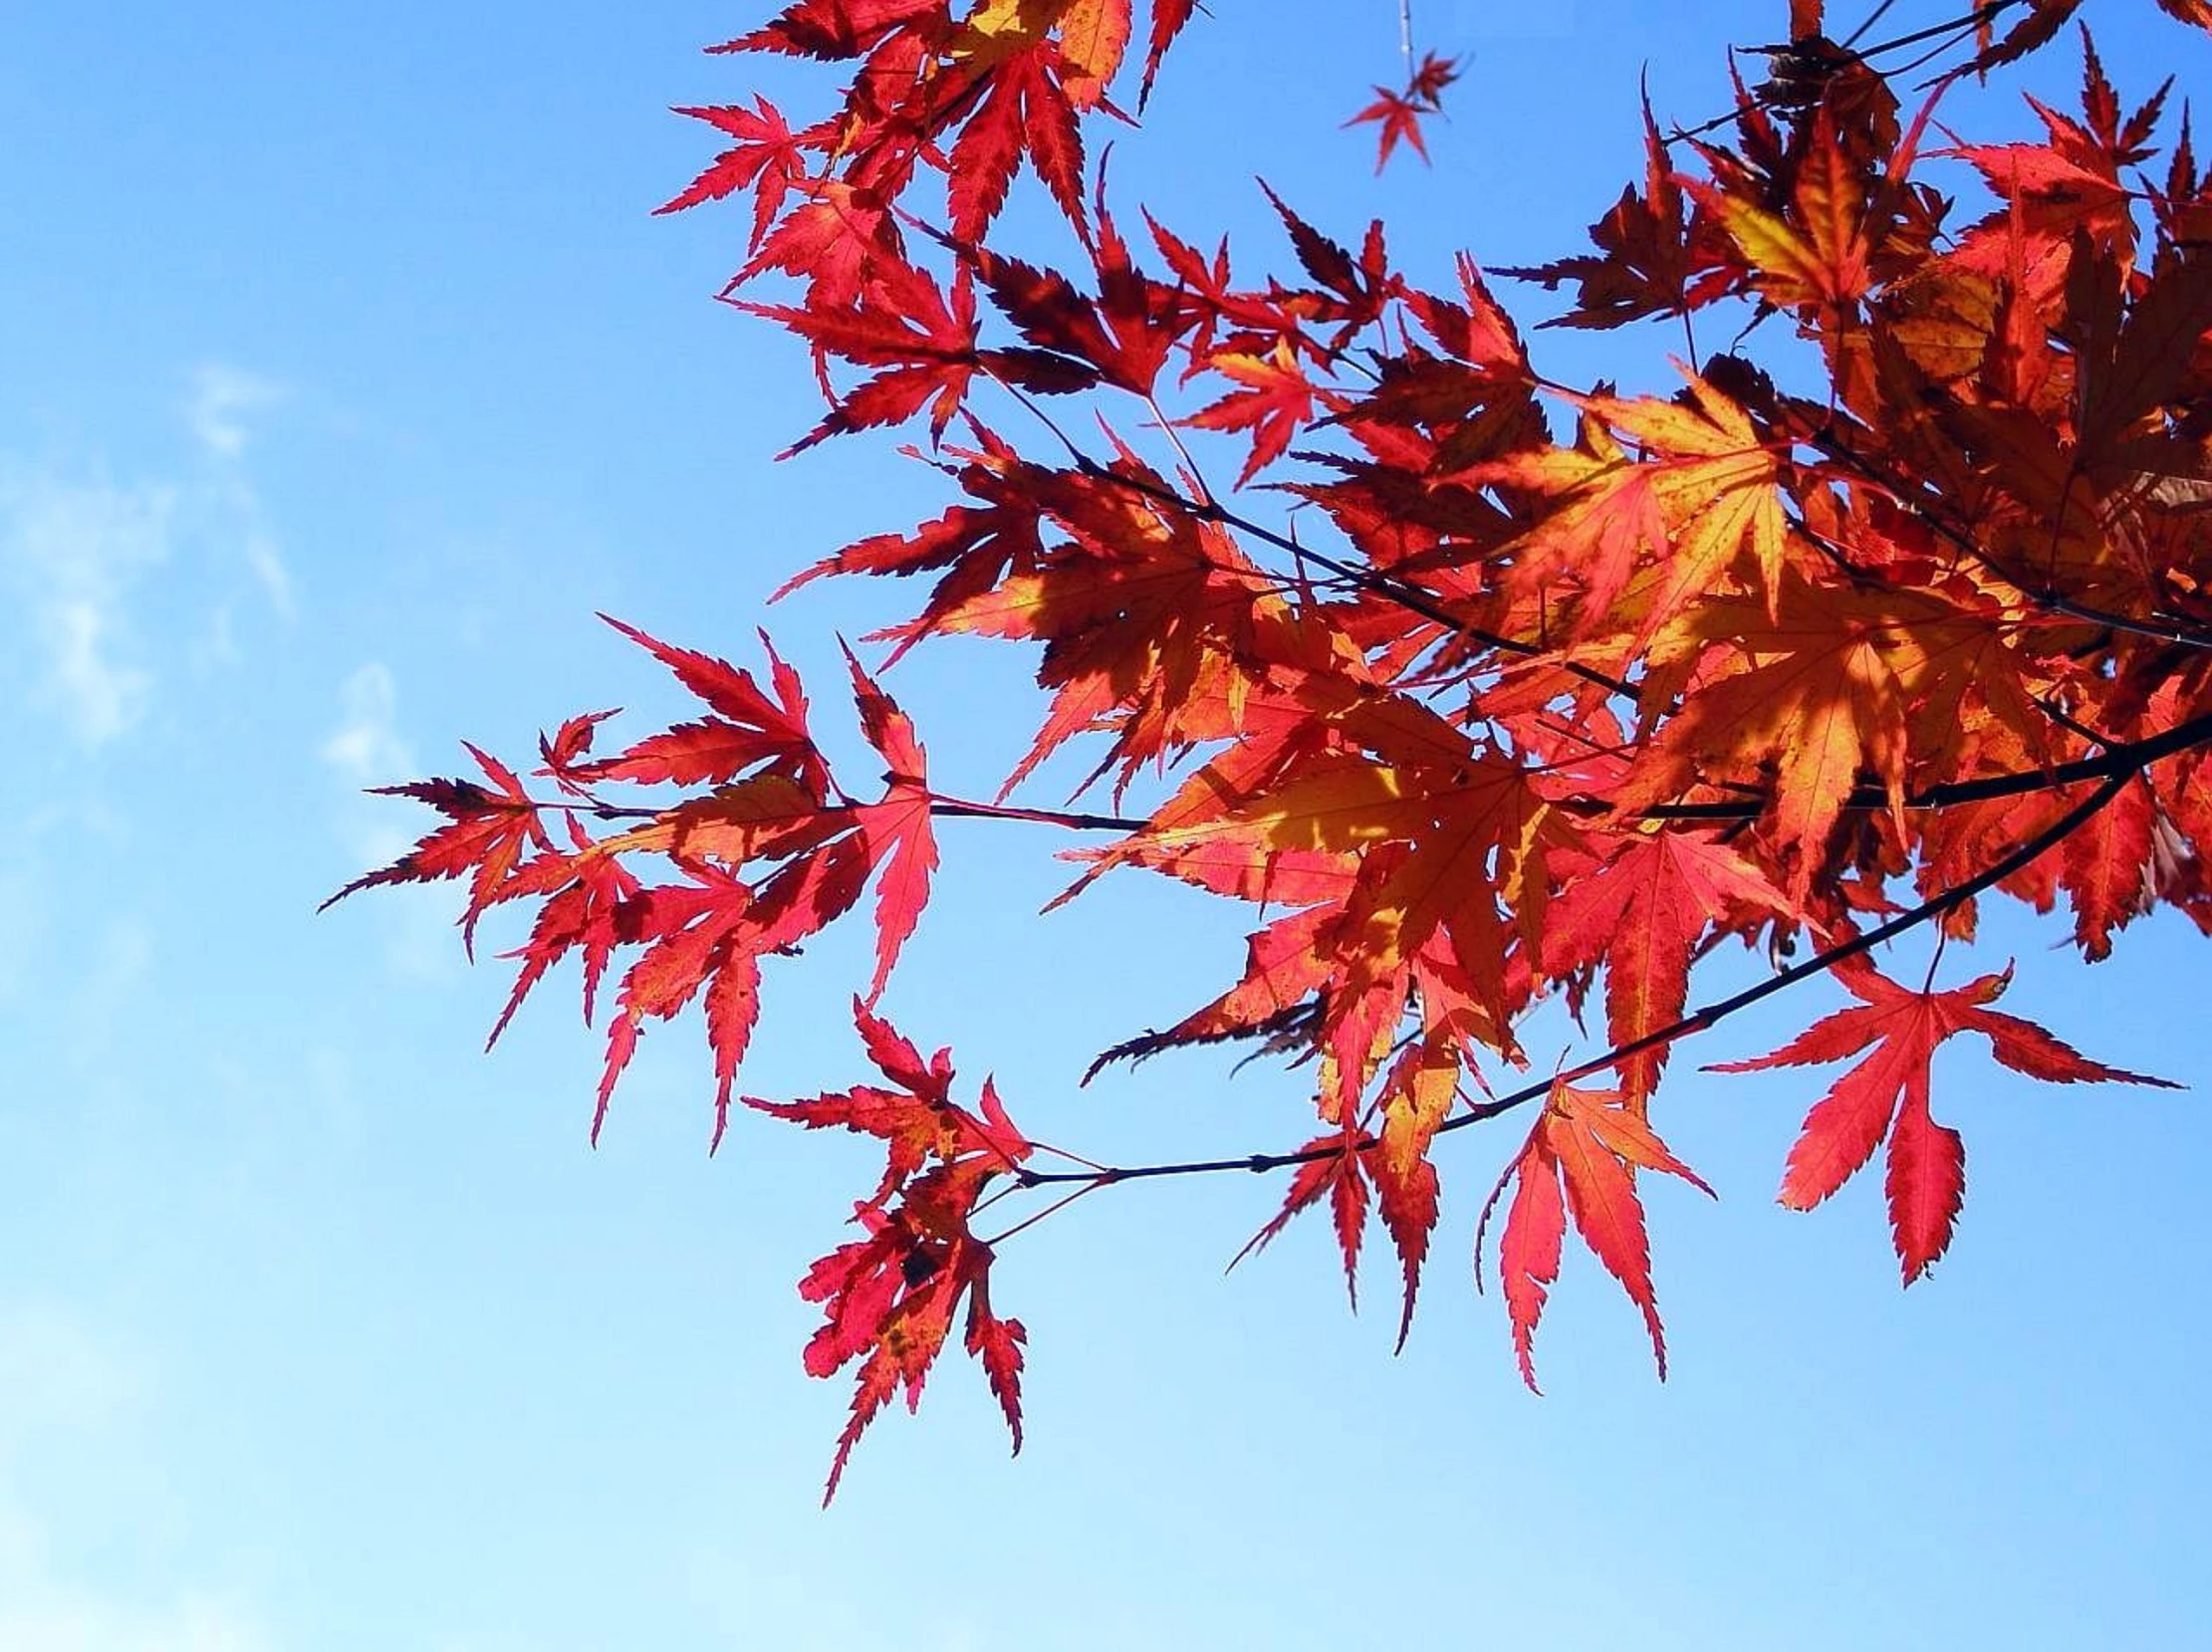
[334,0,2212,1498]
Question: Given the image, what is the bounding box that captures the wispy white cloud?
[0,464,171,747]
[240,522,293,621]
[186,362,294,624]
[4,364,297,746]
[183,364,286,462]
[321,663,413,787]
[0,1303,275,1652]
[47,598,153,744]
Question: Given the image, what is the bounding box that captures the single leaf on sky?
[1136,0,1197,108]
[1477,1080,1714,1389]
[1499,105,1716,328]
[718,0,950,62]
[752,996,1030,1198]
[580,615,829,796]
[1345,52,1459,173]
[1710,958,2175,1282]
[737,258,991,455]
[1233,1126,1369,1308]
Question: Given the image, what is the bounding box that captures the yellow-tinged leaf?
[954,0,1071,63]
[1057,0,1130,106]
[1159,760,1422,854]
[1371,1038,1458,1349]
[1621,582,1929,900]
[601,773,839,864]
[1712,195,1836,310]
[1792,113,1871,303]
[1499,368,1790,632]
[1698,111,1872,313]
[1883,270,2001,379]
[965,0,1068,37]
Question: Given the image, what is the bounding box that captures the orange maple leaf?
[1477,1080,1714,1389]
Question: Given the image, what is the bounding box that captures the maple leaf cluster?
[335,0,2212,1498]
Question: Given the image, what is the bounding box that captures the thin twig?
[1015,754,2151,1191]
[1078,454,1649,704]
[1667,1,2019,142]
[1809,428,2212,652]
[1841,0,1903,53]
[454,706,2212,850]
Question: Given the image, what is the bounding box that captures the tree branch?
[1627,705,2212,823]
[1016,750,2149,1192]
[498,705,2212,845]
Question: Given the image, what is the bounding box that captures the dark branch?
[1017,741,2157,1191]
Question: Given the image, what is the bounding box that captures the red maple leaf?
[1544,828,1796,1107]
[1137,0,1197,109]
[574,615,829,795]
[1710,958,2175,1282]
[842,644,939,1003]
[320,744,550,954]
[734,180,901,307]
[735,257,1089,455]
[1476,1080,1714,1389]
[1498,105,1730,328]
[946,41,1087,242]
[1346,52,1459,172]
[751,1001,1033,1502]
[655,97,821,249]
[344,0,2212,1489]
[1185,340,1320,486]
[718,0,951,62]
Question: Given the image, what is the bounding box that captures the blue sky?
[2,3,2207,1647]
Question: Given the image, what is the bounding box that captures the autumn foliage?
[332,0,2212,1499]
